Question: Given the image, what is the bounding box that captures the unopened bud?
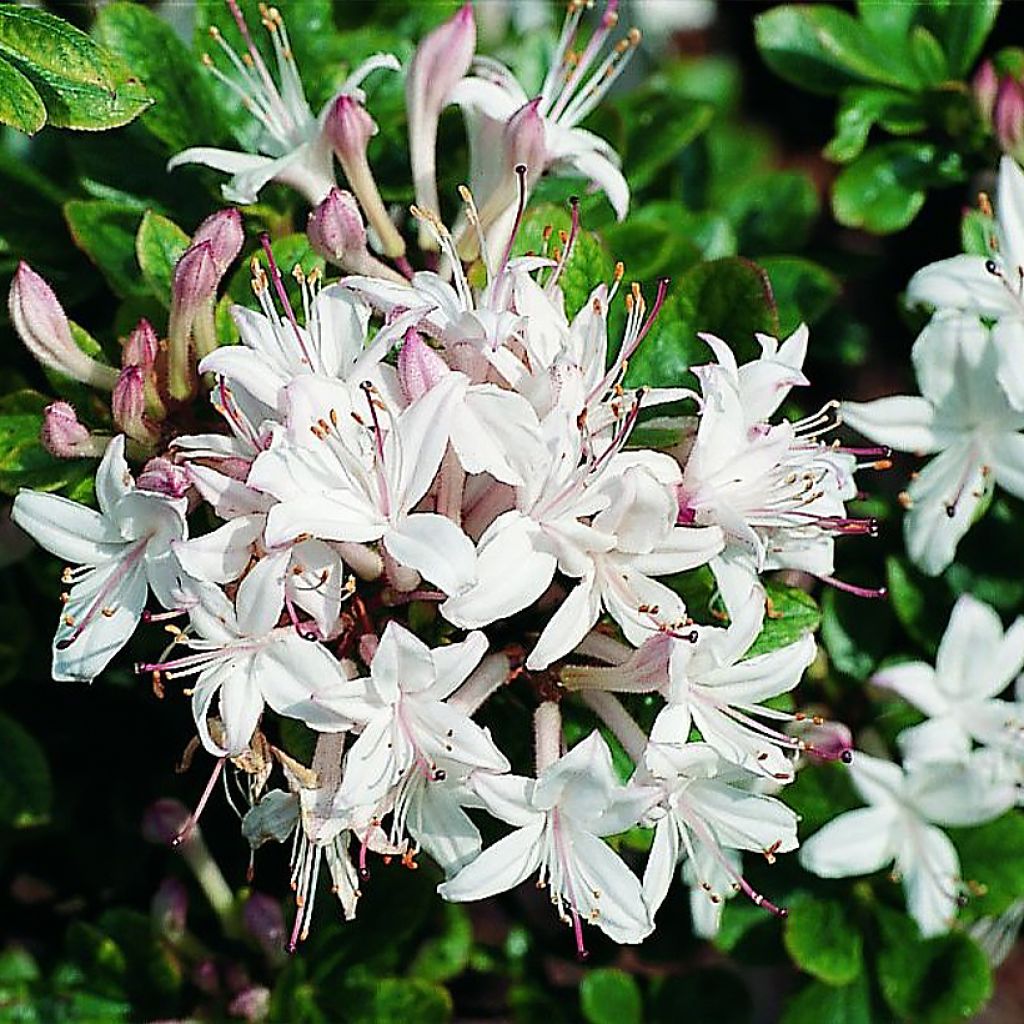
[325,96,406,259]
[40,401,107,459]
[122,319,159,372]
[995,76,1024,161]
[306,188,402,282]
[10,263,119,391]
[113,366,160,447]
[973,59,999,121]
[398,329,447,402]
[168,241,219,401]
[505,98,547,186]
[407,4,476,250]
[137,456,190,498]
[143,798,191,846]
[242,892,286,961]
[191,208,244,276]
[152,876,189,940]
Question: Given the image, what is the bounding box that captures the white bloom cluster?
[8,0,876,955]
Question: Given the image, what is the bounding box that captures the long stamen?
[173,757,226,847]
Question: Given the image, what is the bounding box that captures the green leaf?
[825,87,927,163]
[760,256,841,334]
[780,974,872,1024]
[410,905,472,983]
[0,51,45,134]
[0,5,150,132]
[877,927,992,1023]
[0,712,52,827]
[885,556,947,654]
[135,210,189,306]
[923,0,1001,78]
[961,207,997,257]
[624,102,714,190]
[832,142,963,234]
[625,258,778,389]
[950,813,1024,920]
[580,969,643,1024]
[746,583,821,658]
[755,6,920,97]
[652,969,752,1024]
[785,762,860,836]
[94,3,229,153]
[909,26,949,86]
[64,199,146,300]
[783,894,863,985]
[820,584,894,681]
[345,977,453,1024]
[723,171,820,255]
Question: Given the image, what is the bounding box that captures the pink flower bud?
[505,98,547,185]
[9,263,119,391]
[398,329,447,402]
[242,892,286,960]
[308,187,367,262]
[137,456,191,498]
[40,401,107,459]
[407,4,476,248]
[973,59,998,121]
[229,985,271,1022]
[168,241,219,401]
[995,76,1024,161]
[142,798,191,846]
[122,319,159,371]
[113,366,160,446]
[191,207,244,276]
[324,97,406,259]
[152,877,189,939]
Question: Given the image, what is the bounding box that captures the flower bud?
[122,319,159,372]
[398,329,447,403]
[191,208,244,277]
[40,402,108,459]
[9,263,119,391]
[407,4,476,249]
[152,876,189,940]
[505,98,547,185]
[242,892,286,960]
[113,366,160,447]
[137,456,190,498]
[168,241,219,401]
[325,95,406,259]
[142,798,191,846]
[995,76,1024,162]
[307,189,405,282]
[973,59,999,121]
[229,985,271,1022]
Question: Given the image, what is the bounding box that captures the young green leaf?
[783,894,864,985]
[580,969,643,1024]
[0,52,45,134]
[135,210,190,306]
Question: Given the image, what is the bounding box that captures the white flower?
[168,4,398,205]
[249,373,477,596]
[439,731,657,947]
[799,751,1016,937]
[907,156,1024,408]
[143,581,354,757]
[842,313,1024,575]
[679,327,863,614]
[640,742,797,923]
[874,593,1024,766]
[11,435,186,682]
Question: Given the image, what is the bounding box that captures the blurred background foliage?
[2,1,1024,1021]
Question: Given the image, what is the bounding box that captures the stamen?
[172,757,226,846]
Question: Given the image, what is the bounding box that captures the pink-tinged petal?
[800,806,900,878]
[384,513,476,596]
[840,396,948,455]
[438,821,544,903]
[12,490,123,565]
[392,374,462,509]
[93,435,133,516]
[397,329,448,403]
[190,208,244,276]
[41,401,106,460]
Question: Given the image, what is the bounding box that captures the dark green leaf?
[723,172,820,255]
[820,585,894,681]
[135,210,189,307]
[94,3,230,153]
[825,87,927,163]
[755,6,920,96]
[580,968,643,1024]
[783,893,864,985]
[909,26,949,86]
[924,0,1001,78]
[746,583,821,658]
[410,905,472,983]
[64,199,146,300]
[0,712,52,827]
[785,762,860,836]
[780,974,872,1024]
[0,51,45,134]
[950,813,1024,920]
[961,207,998,257]
[885,556,947,654]
[624,102,714,190]
[760,256,841,334]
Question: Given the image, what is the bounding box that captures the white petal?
[336,712,398,810]
[642,816,680,919]
[470,773,542,827]
[840,396,947,455]
[990,428,1024,499]
[94,435,133,515]
[997,154,1024,273]
[935,594,1004,699]
[218,666,265,756]
[526,574,602,670]
[438,821,544,902]
[236,549,288,636]
[174,516,262,584]
[408,781,482,877]
[871,661,945,715]
[384,513,477,595]
[906,254,1016,318]
[799,807,899,877]
[264,495,384,548]
[898,823,960,937]
[12,490,123,565]
[993,318,1024,413]
[847,751,905,807]
[554,143,629,221]
[413,701,510,774]
[426,630,489,700]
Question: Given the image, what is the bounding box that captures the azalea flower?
[640,741,797,923]
[11,435,187,682]
[249,373,477,596]
[677,327,866,614]
[439,728,656,949]
[169,1,398,205]
[907,156,1024,408]
[842,312,1024,575]
[140,581,354,757]
[799,751,1016,937]
[873,593,1024,765]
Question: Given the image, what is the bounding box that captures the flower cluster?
[8,1,879,956]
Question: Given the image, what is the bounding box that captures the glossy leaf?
[783,894,864,985]
[580,969,643,1024]
[135,210,190,306]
